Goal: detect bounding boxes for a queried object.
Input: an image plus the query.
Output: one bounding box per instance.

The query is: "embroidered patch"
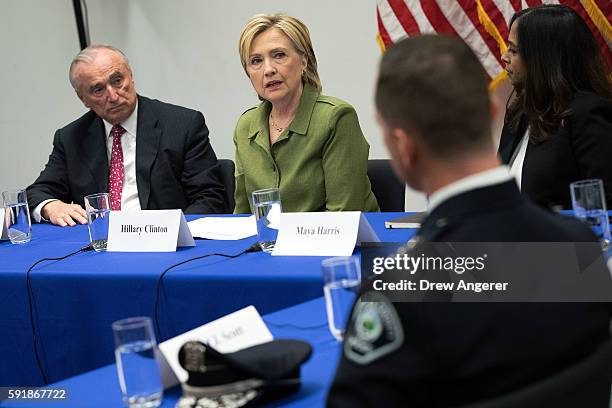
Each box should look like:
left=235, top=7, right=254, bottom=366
left=344, top=292, right=404, bottom=365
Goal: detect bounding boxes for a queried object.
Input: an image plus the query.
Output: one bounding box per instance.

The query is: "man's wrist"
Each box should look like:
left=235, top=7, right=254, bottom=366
left=35, top=199, right=59, bottom=223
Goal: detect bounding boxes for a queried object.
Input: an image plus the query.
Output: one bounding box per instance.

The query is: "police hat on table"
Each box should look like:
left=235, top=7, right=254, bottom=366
left=176, top=339, right=312, bottom=408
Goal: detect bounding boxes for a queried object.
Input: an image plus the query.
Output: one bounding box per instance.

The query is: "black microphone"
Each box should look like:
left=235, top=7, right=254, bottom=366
left=245, top=242, right=262, bottom=253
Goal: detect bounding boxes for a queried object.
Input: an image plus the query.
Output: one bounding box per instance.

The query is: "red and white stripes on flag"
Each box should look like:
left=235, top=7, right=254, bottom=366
left=376, top=0, right=612, bottom=87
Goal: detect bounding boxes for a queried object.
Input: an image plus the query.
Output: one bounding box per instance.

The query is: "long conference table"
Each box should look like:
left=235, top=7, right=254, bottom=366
left=2, top=297, right=339, bottom=408
left=0, top=213, right=414, bottom=388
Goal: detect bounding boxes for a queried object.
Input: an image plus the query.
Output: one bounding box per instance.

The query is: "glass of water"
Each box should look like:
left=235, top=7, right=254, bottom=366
left=570, top=179, right=611, bottom=251
left=84, top=193, right=110, bottom=252
left=252, top=187, right=282, bottom=253
left=322, top=256, right=361, bottom=341
left=2, top=189, right=31, bottom=244
left=112, top=316, right=163, bottom=408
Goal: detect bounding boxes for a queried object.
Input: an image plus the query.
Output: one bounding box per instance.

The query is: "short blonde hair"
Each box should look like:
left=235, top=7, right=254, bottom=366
left=239, top=13, right=321, bottom=92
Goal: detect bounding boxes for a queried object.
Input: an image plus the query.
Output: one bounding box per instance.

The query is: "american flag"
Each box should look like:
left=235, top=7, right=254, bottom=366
left=376, top=0, right=612, bottom=87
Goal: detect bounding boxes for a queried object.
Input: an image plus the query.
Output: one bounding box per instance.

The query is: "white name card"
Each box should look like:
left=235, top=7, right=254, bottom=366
left=0, top=209, right=8, bottom=240
left=272, top=211, right=380, bottom=256
left=158, top=305, right=273, bottom=388
left=107, top=209, right=195, bottom=252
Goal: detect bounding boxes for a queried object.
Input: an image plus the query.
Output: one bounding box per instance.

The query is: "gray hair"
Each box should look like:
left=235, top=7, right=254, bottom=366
left=69, top=45, right=130, bottom=90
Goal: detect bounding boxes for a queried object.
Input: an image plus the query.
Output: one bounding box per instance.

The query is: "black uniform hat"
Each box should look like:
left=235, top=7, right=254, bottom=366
left=176, top=339, right=312, bottom=408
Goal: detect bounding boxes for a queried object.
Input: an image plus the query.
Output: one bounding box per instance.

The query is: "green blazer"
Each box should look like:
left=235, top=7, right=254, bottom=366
left=233, top=84, right=379, bottom=214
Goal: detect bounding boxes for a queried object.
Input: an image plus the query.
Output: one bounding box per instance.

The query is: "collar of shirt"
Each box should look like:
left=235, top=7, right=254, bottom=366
left=427, top=166, right=513, bottom=213
left=102, top=101, right=138, bottom=139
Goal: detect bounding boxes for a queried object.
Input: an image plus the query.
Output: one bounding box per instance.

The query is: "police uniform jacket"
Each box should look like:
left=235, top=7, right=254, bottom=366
left=328, top=179, right=612, bottom=407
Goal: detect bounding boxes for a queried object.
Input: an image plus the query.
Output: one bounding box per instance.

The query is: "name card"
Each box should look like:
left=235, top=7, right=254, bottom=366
left=107, top=209, right=195, bottom=252
left=158, top=305, right=273, bottom=388
left=272, top=211, right=380, bottom=256
left=0, top=209, right=8, bottom=240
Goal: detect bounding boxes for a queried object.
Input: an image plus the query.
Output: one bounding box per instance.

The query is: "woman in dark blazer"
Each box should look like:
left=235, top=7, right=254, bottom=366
left=499, top=5, right=612, bottom=210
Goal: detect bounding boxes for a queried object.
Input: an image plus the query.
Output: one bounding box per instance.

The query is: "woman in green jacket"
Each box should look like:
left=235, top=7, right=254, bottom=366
left=234, top=13, right=379, bottom=214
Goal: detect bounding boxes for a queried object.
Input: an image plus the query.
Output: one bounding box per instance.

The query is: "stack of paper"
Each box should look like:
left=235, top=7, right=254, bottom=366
left=187, top=216, right=257, bottom=240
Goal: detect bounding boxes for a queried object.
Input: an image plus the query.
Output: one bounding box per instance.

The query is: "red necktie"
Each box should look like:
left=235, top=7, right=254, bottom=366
left=109, top=125, right=126, bottom=211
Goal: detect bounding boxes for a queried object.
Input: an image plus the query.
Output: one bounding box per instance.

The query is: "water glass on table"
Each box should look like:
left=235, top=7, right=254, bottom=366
left=2, top=189, right=31, bottom=244
left=112, top=316, right=163, bottom=408
left=570, top=179, right=611, bottom=251
left=84, top=192, right=110, bottom=252
left=252, top=187, right=282, bottom=253
left=322, top=256, right=361, bottom=341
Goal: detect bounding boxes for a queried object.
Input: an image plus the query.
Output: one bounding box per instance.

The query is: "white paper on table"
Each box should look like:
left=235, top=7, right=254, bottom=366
left=0, top=209, right=8, bottom=240
left=272, top=211, right=380, bottom=256
left=187, top=216, right=257, bottom=240
left=158, top=305, right=273, bottom=388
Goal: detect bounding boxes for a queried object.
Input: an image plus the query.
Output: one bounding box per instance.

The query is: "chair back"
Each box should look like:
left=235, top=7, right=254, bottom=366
left=367, top=159, right=405, bottom=212
left=217, top=159, right=235, bottom=213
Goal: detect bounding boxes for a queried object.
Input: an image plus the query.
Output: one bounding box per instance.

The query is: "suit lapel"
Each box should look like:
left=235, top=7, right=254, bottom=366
left=135, top=97, right=162, bottom=210
left=499, top=117, right=527, bottom=164
left=78, top=117, right=108, bottom=193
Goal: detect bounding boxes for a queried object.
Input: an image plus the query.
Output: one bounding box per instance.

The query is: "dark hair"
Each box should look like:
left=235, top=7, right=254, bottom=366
left=505, top=5, right=612, bottom=143
left=376, top=35, right=491, bottom=159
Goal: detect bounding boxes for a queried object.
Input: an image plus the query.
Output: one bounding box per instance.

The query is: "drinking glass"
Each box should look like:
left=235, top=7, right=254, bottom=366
left=112, top=317, right=163, bottom=408
left=322, top=256, right=361, bottom=341
left=570, top=179, right=611, bottom=251
left=84, top=193, right=110, bottom=252
left=252, top=188, right=282, bottom=253
left=2, top=189, right=31, bottom=244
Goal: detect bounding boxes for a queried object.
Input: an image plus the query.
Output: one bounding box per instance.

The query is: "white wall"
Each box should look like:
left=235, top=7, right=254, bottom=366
left=0, top=1, right=389, bottom=185
left=0, top=1, right=86, bottom=192
left=84, top=0, right=386, bottom=160
left=2, top=1, right=508, bottom=210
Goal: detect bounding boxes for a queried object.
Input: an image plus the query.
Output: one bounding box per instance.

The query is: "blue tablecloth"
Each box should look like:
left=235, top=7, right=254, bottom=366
left=1, top=297, right=338, bottom=408
left=0, top=213, right=415, bottom=387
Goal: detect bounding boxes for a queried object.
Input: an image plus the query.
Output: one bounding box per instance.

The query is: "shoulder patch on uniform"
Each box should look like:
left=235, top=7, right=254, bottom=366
left=343, top=292, right=404, bottom=365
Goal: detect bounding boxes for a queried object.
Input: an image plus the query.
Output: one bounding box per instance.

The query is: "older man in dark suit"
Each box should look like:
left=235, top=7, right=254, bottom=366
left=327, top=35, right=612, bottom=407
left=27, top=45, right=227, bottom=226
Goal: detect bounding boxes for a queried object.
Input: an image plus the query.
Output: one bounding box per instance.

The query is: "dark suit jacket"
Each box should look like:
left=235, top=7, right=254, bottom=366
left=27, top=95, right=227, bottom=214
left=498, top=92, right=612, bottom=210
left=328, top=181, right=612, bottom=407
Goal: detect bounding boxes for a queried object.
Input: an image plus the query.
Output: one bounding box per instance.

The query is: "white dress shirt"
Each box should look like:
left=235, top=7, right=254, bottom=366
left=427, top=166, right=514, bottom=213
left=33, top=104, right=141, bottom=222
left=508, top=129, right=530, bottom=191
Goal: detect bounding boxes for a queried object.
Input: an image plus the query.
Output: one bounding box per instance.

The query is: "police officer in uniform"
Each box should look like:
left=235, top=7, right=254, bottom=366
left=327, top=35, right=612, bottom=407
